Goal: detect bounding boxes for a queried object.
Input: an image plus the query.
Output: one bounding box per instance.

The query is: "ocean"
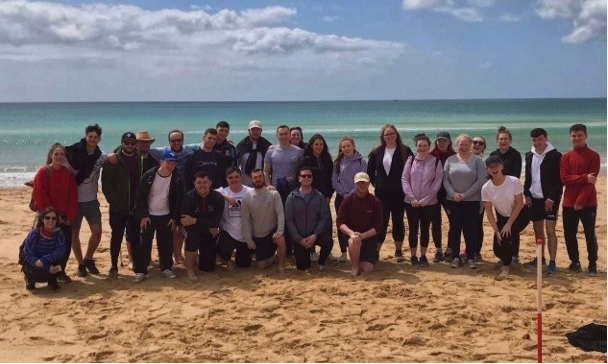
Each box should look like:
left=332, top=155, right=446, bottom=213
left=0, top=98, right=606, bottom=186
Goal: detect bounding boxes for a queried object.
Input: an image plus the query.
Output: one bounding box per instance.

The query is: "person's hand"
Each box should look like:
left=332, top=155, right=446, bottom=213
left=544, top=199, right=554, bottom=212
left=272, top=232, right=283, bottom=240
left=307, top=234, right=317, bottom=247
left=180, top=215, right=196, bottom=227
left=225, top=196, right=237, bottom=206
left=453, top=193, right=464, bottom=202
left=349, top=233, right=362, bottom=245
left=140, top=217, right=151, bottom=230
left=209, top=227, right=219, bottom=237
left=525, top=196, right=532, bottom=207
left=574, top=204, right=583, bottom=211
left=587, top=173, right=597, bottom=184
left=168, top=219, right=176, bottom=231
left=411, top=200, right=420, bottom=208
left=35, top=260, right=43, bottom=268
left=300, top=237, right=309, bottom=247
left=494, top=231, right=502, bottom=245
left=500, top=223, right=512, bottom=239
left=107, top=153, right=119, bottom=164
left=267, top=185, right=276, bottom=191
left=49, top=265, right=61, bottom=274
left=247, top=241, right=257, bottom=250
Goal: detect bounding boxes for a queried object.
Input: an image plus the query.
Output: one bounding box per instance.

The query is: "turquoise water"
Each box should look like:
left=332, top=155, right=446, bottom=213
left=0, top=98, right=605, bottom=186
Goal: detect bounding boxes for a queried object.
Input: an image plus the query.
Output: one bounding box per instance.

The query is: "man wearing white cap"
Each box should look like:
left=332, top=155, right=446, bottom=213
left=336, top=172, right=384, bottom=276
left=235, top=120, right=272, bottom=187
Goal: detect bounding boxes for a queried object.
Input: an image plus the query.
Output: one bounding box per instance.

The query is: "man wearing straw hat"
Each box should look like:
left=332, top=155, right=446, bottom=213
left=136, top=130, right=159, bottom=174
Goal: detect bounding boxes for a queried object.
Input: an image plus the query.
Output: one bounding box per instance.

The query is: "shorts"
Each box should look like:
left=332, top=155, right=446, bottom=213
left=72, top=200, right=102, bottom=229
left=360, top=237, right=379, bottom=265
left=252, top=230, right=277, bottom=262
left=184, top=228, right=217, bottom=252
left=528, top=197, right=559, bottom=222
left=216, top=230, right=253, bottom=268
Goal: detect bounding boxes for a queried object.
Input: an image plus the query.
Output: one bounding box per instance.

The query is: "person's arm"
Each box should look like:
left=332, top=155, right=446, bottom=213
left=314, top=192, right=331, bottom=236
left=547, top=152, right=563, bottom=202
left=274, top=192, right=285, bottom=234
left=263, top=160, right=273, bottom=187
left=401, top=157, right=416, bottom=201
left=284, top=194, right=303, bottom=244
left=336, top=195, right=349, bottom=233
left=560, top=154, right=590, bottom=186
left=420, top=158, right=444, bottom=206
left=33, top=167, right=52, bottom=212
left=574, top=152, right=601, bottom=207
left=368, top=198, right=384, bottom=239
left=331, top=167, right=347, bottom=196
left=135, top=174, right=150, bottom=221
left=500, top=192, right=524, bottom=238
left=210, top=193, right=225, bottom=228
left=22, top=232, right=41, bottom=267
left=483, top=201, right=501, bottom=243
left=241, top=196, right=255, bottom=247
left=442, top=158, right=456, bottom=199
left=219, top=154, right=229, bottom=188
left=39, top=233, right=66, bottom=270
left=513, top=151, right=522, bottom=179
left=101, top=160, right=118, bottom=207
left=463, top=158, right=487, bottom=200
left=367, top=152, right=377, bottom=187
left=523, top=154, right=532, bottom=199
left=66, top=172, right=78, bottom=222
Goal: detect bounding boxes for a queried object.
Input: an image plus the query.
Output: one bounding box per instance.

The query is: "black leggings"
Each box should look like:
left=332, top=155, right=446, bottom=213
left=405, top=203, right=437, bottom=249
left=445, top=200, right=479, bottom=261
left=57, top=223, right=72, bottom=271
left=430, top=200, right=447, bottom=250
left=23, top=263, right=59, bottom=284
left=334, top=194, right=349, bottom=253
left=378, top=196, right=405, bottom=244
left=493, top=211, right=529, bottom=266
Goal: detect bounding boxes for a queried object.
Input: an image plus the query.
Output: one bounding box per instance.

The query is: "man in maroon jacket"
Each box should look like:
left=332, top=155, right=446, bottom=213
left=560, top=124, right=600, bottom=276
left=337, top=172, right=383, bottom=276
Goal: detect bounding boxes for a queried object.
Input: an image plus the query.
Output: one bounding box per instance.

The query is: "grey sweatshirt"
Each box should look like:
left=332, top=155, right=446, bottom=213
left=241, top=188, right=284, bottom=244
left=284, top=188, right=331, bottom=243
left=443, top=154, right=486, bottom=201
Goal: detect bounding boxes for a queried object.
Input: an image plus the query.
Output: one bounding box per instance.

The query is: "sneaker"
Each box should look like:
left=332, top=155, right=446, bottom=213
left=56, top=271, right=71, bottom=283
left=47, top=280, right=60, bottom=291
left=588, top=264, right=597, bottom=277
left=24, top=275, right=35, bottom=291
left=161, top=269, right=177, bottom=279
left=468, top=260, right=477, bottom=269
left=395, top=250, right=405, bottom=263
left=132, top=273, right=146, bottom=283
left=310, top=252, right=319, bottom=262
left=496, top=267, right=510, bottom=281
left=547, top=261, right=557, bottom=275
left=444, top=249, right=453, bottom=262
left=337, top=252, right=348, bottom=263
left=512, top=256, right=519, bottom=264
left=83, top=259, right=100, bottom=274
left=108, top=266, right=118, bottom=278
left=419, top=256, right=429, bottom=267
left=524, top=258, right=546, bottom=268
left=433, top=251, right=443, bottom=263
left=450, top=258, right=460, bottom=268
left=77, top=264, right=88, bottom=277
left=568, top=262, right=582, bottom=273
left=410, top=256, right=420, bottom=266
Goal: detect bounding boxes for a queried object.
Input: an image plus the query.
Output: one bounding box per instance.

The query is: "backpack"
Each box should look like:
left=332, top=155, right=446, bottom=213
left=18, top=229, right=40, bottom=266
left=28, top=166, right=51, bottom=212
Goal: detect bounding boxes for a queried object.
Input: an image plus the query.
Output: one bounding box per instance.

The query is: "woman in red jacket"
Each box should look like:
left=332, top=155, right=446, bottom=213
left=33, top=143, right=78, bottom=283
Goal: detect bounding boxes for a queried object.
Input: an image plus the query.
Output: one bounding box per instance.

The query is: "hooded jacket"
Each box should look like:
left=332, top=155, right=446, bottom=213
left=65, top=139, right=102, bottom=186
left=284, top=188, right=331, bottom=243
left=102, top=149, right=142, bottom=215
left=331, top=152, right=367, bottom=197
left=300, top=153, right=334, bottom=199
left=135, top=166, right=184, bottom=222
left=524, top=143, right=563, bottom=202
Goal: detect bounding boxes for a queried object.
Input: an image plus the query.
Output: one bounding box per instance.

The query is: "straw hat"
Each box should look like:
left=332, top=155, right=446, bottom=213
left=136, top=130, right=155, bottom=143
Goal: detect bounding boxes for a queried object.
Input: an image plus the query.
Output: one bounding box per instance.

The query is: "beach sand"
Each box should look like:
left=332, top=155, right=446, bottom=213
left=0, top=180, right=606, bottom=362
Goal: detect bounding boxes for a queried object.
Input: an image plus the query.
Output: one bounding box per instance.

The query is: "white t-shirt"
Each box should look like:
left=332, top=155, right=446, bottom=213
left=481, top=176, right=523, bottom=217
left=148, top=172, right=172, bottom=216
left=65, top=153, right=108, bottom=203
left=217, top=185, right=253, bottom=242
left=383, top=147, right=396, bottom=175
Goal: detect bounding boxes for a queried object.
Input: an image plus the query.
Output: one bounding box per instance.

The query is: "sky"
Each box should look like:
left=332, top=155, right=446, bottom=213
left=0, top=0, right=606, bottom=102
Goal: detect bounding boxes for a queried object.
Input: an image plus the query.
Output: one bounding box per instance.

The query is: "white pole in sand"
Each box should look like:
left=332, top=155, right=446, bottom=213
left=536, top=238, right=543, bottom=363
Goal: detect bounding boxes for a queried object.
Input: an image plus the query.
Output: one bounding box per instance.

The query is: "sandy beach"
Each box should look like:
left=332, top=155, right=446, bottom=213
left=0, top=180, right=605, bottom=362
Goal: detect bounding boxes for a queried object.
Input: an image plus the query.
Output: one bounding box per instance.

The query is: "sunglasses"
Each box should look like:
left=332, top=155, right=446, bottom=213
left=170, top=139, right=183, bottom=143
left=299, top=174, right=313, bottom=178
left=123, top=141, right=136, bottom=146
left=473, top=141, right=485, bottom=146
left=43, top=216, right=58, bottom=221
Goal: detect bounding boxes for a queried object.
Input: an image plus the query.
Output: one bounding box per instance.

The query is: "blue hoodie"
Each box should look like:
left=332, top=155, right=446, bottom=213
left=331, top=152, right=368, bottom=197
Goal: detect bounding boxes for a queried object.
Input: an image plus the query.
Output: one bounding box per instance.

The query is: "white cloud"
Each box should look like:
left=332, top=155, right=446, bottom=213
left=535, top=0, right=607, bottom=43
left=190, top=4, right=212, bottom=11
left=402, top=0, right=483, bottom=22
left=321, top=16, right=338, bottom=23
left=499, top=14, right=521, bottom=22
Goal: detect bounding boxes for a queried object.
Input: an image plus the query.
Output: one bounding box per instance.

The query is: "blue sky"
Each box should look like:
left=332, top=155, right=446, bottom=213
left=0, top=0, right=605, bottom=101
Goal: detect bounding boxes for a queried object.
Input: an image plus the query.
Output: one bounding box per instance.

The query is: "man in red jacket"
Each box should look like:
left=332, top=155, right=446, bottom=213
left=560, top=124, right=600, bottom=276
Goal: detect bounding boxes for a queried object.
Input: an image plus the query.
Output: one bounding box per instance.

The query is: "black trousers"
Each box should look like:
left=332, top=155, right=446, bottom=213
left=430, top=200, right=447, bottom=251
left=563, top=207, right=598, bottom=264
left=184, top=227, right=218, bottom=272
left=135, top=215, right=173, bottom=274
left=378, top=195, right=405, bottom=245
left=405, top=203, right=437, bottom=249
left=293, top=231, right=333, bottom=270
left=445, top=200, right=479, bottom=261
left=334, top=194, right=349, bottom=253
left=109, top=211, right=139, bottom=268
left=493, top=211, right=529, bottom=266
left=216, top=230, right=253, bottom=268
left=57, top=223, right=72, bottom=271
left=476, top=210, right=484, bottom=255
left=23, top=263, right=59, bottom=283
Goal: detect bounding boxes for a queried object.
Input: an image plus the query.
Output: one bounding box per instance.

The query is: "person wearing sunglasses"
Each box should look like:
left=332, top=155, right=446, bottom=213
left=21, top=207, right=66, bottom=291
left=471, top=136, right=487, bottom=157
left=102, top=132, right=142, bottom=278
left=285, top=166, right=333, bottom=271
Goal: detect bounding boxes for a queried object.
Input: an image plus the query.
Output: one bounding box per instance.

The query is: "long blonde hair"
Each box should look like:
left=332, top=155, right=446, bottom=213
left=334, top=136, right=357, bottom=174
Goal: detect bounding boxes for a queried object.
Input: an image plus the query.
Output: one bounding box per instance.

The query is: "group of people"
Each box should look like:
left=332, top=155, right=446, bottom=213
left=21, top=120, right=600, bottom=290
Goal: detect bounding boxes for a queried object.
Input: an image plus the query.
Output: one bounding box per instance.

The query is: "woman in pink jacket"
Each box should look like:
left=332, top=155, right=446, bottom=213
left=401, top=134, right=444, bottom=267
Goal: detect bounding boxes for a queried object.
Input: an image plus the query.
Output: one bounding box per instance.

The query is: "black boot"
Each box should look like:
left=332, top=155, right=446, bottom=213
left=47, top=278, right=60, bottom=291
left=24, top=275, right=36, bottom=291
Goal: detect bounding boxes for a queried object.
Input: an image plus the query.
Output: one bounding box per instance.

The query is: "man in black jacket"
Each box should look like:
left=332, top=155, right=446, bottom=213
left=214, top=121, right=238, bottom=168
left=180, top=171, right=225, bottom=280
left=185, top=128, right=228, bottom=190
left=236, top=120, right=272, bottom=186
left=133, top=150, right=184, bottom=282
left=523, top=128, right=563, bottom=274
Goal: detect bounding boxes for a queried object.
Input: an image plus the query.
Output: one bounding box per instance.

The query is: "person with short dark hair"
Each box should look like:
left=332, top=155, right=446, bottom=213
left=180, top=171, right=225, bottom=279
left=185, top=128, right=229, bottom=190
left=214, top=121, right=238, bottom=168
left=337, top=172, right=383, bottom=276
left=236, top=120, right=272, bottom=187
left=523, top=128, right=563, bottom=274
left=285, top=166, right=333, bottom=271
left=560, top=123, right=600, bottom=276
left=21, top=207, right=65, bottom=291
left=264, top=125, right=304, bottom=200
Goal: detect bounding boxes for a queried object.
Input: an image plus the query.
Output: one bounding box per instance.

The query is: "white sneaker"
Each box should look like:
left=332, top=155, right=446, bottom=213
left=338, top=252, right=348, bottom=263
left=310, top=252, right=320, bottom=262
left=468, top=260, right=477, bottom=269
left=451, top=258, right=460, bottom=268
left=132, top=273, right=146, bottom=283
left=318, top=265, right=325, bottom=271
left=161, top=269, right=177, bottom=279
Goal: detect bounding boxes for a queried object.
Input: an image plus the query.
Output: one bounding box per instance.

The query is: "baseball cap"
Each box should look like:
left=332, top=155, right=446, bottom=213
left=136, top=130, right=155, bottom=142
left=248, top=120, right=262, bottom=129
left=121, top=132, right=136, bottom=142
left=354, top=172, right=370, bottom=183
left=436, top=132, right=451, bottom=141
left=161, top=149, right=178, bottom=162
left=485, top=155, right=503, bottom=167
